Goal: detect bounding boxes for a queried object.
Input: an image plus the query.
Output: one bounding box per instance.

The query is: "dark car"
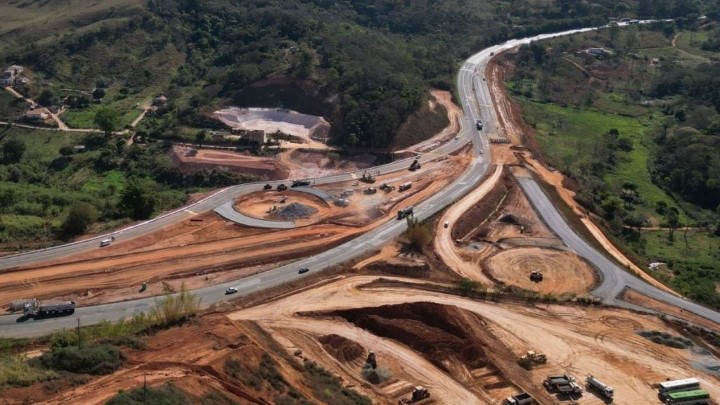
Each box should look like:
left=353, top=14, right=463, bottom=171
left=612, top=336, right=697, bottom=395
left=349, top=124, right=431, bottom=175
left=225, top=287, right=238, bottom=295
left=263, top=183, right=272, bottom=190
left=298, top=267, right=310, bottom=274
left=277, top=184, right=288, bottom=191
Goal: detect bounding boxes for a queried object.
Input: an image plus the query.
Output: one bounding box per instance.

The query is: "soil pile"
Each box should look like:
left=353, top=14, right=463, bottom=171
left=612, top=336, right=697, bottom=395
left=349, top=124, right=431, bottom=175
left=277, top=203, right=318, bottom=219
left=329, top=302, right=488, bottom=372
left=318, top=334, right=364, bottom=363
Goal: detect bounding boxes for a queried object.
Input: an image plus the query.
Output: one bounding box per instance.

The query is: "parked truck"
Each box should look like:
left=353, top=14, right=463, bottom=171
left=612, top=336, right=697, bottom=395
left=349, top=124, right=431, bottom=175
left=22, top=300, right=75, bottom=319
left=409, top=158, right=421, bottom=171
left=397, top=206, right=414, bottom=220
left=399, top=182, right=412, bottom=192
left=503, top=392, right=532, bottom=405
left=291, top=179, right=311, bottom=187
left=586, top=375, right=614, bottom=399
left=544, top=375, right=582, bottom=395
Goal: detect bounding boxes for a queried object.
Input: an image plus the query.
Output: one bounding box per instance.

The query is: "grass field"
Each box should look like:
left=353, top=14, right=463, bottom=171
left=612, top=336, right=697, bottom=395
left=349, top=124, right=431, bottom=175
left=517, top=100, right=685, bottom=222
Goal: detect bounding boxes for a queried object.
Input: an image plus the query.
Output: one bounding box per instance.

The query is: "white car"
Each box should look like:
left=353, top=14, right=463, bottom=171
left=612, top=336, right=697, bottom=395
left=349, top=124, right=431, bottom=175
left=225, top=287, right=238, bottom=295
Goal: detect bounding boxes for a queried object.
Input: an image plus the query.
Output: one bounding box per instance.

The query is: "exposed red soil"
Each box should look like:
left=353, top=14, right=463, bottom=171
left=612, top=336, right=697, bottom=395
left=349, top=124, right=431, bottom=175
left=318, top=334, right=365, bottom=363
left=171, top=145, right=290, bottom=180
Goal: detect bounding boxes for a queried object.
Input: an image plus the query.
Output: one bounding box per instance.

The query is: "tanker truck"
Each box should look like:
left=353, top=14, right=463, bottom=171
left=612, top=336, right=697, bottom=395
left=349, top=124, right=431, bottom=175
left=586, top=375, right=614, bottom=399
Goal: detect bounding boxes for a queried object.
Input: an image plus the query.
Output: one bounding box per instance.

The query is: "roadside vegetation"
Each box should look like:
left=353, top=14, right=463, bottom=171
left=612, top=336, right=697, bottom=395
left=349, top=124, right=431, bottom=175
left=505, top=17, right=720, bottom=308
left=0, top=287, right=201, bottom=390
left=0, top=126, right=249, bottom=249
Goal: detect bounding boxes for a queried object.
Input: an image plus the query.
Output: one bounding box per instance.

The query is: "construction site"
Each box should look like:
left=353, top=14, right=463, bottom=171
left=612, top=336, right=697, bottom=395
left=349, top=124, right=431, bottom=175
left=1, top=57, right=719, bottom=404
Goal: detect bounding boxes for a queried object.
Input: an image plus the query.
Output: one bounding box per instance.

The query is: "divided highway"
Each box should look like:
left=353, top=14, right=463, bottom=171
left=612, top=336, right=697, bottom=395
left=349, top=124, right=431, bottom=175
left=2, top=21, right=717, bottom=337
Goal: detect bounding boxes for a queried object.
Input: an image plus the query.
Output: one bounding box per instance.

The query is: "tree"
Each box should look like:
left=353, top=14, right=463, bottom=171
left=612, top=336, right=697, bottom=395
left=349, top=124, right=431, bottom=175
left=92, top=88, right=106, bottom=100
left=195, top=130, right=207, bottom=149
left=38, top=89, right=56, bottom=107
left=94, top=108, right=119, bottom=136
left=120, top=177, right=157, bottom=220
left=61, top=202, right=98, bottom=237
left=2, top=139, right=26, bottom=163
left=665, top=208, right=680, bottom=241
left=59, top=146, right=75, bottom=157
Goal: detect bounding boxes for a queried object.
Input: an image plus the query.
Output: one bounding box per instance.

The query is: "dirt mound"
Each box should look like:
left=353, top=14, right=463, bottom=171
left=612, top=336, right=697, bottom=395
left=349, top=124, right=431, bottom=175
left=365, top=258, right=429, bottom=277
left=328, top=302, right=488, bottom=372
left=277, top=202, right=318, bottom=219
left=318, top=334, right=364, bottom=363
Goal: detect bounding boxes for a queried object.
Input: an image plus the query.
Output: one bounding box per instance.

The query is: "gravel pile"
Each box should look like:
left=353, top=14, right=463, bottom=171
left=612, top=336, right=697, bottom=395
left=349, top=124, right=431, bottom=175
left=278, top=202, right=318, bottom=219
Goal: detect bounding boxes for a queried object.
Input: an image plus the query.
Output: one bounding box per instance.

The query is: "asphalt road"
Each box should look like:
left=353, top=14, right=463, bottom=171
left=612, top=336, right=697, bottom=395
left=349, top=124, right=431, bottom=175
left=517, top=178, right=720, bottom=324
left=2, top=20, right=709, bottom=337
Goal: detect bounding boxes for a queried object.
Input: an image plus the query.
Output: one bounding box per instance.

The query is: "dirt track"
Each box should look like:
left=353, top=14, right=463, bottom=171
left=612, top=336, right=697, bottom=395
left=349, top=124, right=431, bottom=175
left=229, top=275, right=720, bottom=404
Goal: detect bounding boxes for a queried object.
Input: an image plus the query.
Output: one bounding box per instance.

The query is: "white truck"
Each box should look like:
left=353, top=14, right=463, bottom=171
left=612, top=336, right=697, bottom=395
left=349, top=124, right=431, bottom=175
left=586, top=375, right=614, bottom=399
left=504, top=392, right=532, bottom=405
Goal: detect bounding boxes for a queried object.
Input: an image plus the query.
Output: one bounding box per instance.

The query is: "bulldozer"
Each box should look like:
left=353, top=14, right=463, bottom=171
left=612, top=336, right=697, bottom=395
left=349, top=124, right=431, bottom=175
left=380, top=183, right=395, bottom=193
left=398, top=386, right=430, bottom=404
left=517, top=351, right=547, bottom=369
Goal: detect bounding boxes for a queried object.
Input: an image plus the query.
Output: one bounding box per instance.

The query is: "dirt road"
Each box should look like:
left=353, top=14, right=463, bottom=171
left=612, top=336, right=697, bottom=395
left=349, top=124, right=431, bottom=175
left=434, top=164, right=503, bottom=283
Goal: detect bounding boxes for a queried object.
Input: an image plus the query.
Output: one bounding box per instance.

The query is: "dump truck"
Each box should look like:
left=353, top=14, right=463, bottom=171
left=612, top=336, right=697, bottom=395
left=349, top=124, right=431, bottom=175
left=409, top=159, right=421, bottom=171
left=544, top=375, right=582, bottom=395
left=361, top=171, right=376, bottom=183
left=22, top=300, right=75, bottom=319
left=277, top=184, right=288, bottom=191
left=476, top=120, right=484, bottom=130
left=398, top=386, right=430, bottom=404
left=380, top=183, right=395, bottom=192
left=518, top=351, right=547, bottom=369
left=399, top=182, right=412, bottom=192
left=503, top=392, right=532, bottom=405
left=291, top=179, right=311, bottom=187
left=364, top=187, right=377, bottom=195
left=586, top=375, right=614, bottom=399
left=397, top=206, right=414, bottom=220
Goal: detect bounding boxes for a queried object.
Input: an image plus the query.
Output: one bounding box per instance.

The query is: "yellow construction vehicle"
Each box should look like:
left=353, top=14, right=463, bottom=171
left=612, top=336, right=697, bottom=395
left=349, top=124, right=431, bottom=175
left=518, top=350, right=547, bottom=369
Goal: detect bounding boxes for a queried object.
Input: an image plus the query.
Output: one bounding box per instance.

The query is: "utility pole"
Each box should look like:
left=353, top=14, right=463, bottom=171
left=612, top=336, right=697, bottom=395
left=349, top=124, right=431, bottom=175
left=76, top=318, right=82, bottom=347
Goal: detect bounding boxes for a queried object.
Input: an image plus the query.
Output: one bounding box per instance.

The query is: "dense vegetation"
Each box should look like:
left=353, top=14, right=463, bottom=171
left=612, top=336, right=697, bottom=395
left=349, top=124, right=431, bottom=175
left=506, top=16, right=720, bottom=308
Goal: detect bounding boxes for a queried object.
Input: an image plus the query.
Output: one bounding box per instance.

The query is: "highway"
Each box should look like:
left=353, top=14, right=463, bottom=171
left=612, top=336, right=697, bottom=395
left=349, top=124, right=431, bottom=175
left=2, top=21, right=718, bottom=337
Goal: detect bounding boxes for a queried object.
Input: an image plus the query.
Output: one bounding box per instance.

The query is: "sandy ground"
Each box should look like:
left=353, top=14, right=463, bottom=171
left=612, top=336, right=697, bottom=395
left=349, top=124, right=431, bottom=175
left=485, top=247, right=596, bottom=295
left=171, top=145, right=290, bottom=179
left=229, top=275, right=720, bottom=405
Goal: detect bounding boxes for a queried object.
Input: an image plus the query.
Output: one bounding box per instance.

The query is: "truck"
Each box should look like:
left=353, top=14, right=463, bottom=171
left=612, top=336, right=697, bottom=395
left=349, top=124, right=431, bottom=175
left=360, top=171, right=376, bottom=183
left=399, top=182, right=412, bottom=192
left=397, top=206, right=413, bottom=220
left=476, top=120, right=484, bottom=130
left=340, top=189, right=354, bottom=197
left=665, top=389, right=710, bottom=405
left=409, top=158, right=421, bottom=171
left=503, top=392, right=532, bottom=405
left=544, top=375, right=582, bottom=395
left=335, top=198, right=349, bottom=207
left=659, top=378, right=701, bottom=399
left=364, top=187, right=377, bottom=195
left=398, top=386, right=429, bottom=404
left=380, top=183, right=395, bottom=193
left=22, top=300, right=75, bottom=319
left=291, top=179, right=311, bottom=187
left=586, top=375, right=614, bottom=399
left=277, top=183, right=288, bottom=191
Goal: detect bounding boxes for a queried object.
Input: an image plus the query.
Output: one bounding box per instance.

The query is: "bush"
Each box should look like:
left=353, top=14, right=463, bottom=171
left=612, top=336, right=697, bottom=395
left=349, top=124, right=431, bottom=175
left=403, top=216, right=433, bottom=251
left=0, top=355, right=57, bottom=387
left=105, top=382, right=191, bottom=405
left=149, top=283, right=201, bottom=327
left=39, top=344, right=122, bottom=375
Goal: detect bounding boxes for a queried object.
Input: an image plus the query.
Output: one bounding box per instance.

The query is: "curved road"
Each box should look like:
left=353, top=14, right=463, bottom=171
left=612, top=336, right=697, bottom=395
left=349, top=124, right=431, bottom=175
left=2, top=21, right=717, bottom=337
